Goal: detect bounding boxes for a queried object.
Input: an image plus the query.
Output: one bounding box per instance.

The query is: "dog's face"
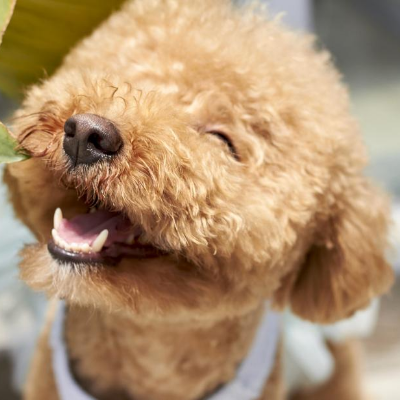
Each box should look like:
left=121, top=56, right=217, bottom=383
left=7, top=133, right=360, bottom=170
left=5, top=0, right=393, bottom=323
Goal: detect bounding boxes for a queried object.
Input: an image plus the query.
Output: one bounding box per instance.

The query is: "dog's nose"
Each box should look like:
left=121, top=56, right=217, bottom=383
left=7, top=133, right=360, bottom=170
left=63, top=113, right=123, bottom=166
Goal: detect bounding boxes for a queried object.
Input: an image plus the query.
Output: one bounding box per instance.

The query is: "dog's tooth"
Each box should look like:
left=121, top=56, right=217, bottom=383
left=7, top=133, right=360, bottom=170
left=60, top=238, right=70, bottom=251
left=81, top=244, right=90, bottom=253
left=90, top=208, right=96, bottom=214
left=76, top=244, right=84, bottom=253
left=54, top=208, right=63, bottom=230
left=92, top=230, right=109, bottom=252
left=53, top=230, right=64, bottom=248
left=126, top=234, right=135, bottom=245
left=70, top=243, right=80, bottom=252
left=52, top=229, right=72, bottom=252
left=52, top=229, right=59, bottom=244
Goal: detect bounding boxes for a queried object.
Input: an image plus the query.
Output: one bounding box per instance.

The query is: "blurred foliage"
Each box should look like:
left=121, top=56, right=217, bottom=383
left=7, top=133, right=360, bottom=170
left=0, top=0, right=125, bottom=99
left=0, top=0, right=16, bottom=44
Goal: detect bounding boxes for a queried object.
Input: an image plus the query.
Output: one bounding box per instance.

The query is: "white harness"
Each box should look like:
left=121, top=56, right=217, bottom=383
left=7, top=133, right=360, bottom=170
left=50, top=301, right=280, bottom=400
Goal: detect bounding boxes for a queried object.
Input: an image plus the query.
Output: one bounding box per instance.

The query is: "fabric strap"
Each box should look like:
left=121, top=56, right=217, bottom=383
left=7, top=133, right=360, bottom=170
left=50, top=301, right=94, bottom=400
left=50, top=301, right=280, bottom=400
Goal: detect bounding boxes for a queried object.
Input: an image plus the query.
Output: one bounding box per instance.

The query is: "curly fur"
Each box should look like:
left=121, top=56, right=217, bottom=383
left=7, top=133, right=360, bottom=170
left=4, top=0, right=393, bottom=399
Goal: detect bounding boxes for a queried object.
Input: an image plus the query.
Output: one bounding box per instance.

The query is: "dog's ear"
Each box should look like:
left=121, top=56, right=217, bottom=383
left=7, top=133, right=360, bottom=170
left=275, top=177, right=394, bottom=324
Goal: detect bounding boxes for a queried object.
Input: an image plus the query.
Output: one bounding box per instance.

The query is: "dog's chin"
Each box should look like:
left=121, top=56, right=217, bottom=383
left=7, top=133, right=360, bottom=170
left=19, top=242, right=262, bottom=322
left=19, top=243, right=177, bottom=315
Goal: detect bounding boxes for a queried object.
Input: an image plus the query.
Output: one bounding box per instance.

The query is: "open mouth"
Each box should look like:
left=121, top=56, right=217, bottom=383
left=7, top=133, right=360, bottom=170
left=48, top=207, right=165, bottom=265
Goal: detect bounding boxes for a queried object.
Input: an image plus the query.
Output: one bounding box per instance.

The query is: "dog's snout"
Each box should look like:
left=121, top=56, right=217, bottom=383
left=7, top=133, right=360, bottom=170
left=63, top=113, right=123, bottom=166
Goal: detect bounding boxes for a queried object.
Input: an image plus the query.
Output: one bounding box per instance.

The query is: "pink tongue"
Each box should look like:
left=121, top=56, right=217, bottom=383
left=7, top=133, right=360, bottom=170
left=58, top=211, right=133, bottom=246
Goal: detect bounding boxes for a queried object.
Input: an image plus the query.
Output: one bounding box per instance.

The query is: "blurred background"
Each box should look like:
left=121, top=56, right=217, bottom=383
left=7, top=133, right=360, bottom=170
left=312, top=2, right=400, bottom=398
left=0, top=0, right=399, bottom=399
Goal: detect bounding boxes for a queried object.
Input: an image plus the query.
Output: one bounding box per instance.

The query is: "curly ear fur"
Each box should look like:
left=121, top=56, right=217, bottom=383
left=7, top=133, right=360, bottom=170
left=282, top=178, right=394, bottom=324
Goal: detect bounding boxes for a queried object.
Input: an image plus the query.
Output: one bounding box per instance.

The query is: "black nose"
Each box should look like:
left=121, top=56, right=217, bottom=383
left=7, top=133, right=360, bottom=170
left=63, top=114, right=123, bottom=166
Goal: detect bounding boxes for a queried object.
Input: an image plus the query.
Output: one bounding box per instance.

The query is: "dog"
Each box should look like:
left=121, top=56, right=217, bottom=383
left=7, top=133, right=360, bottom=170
left=4, top=0, right=393, bottom=399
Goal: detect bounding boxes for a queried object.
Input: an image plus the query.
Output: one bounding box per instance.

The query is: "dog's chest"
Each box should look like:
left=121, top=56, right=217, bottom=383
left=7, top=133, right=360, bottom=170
left=62, top=305, right=268, bottom=400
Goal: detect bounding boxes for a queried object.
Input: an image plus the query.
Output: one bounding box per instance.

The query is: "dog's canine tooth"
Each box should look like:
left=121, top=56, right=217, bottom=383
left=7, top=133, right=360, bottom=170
left=52, top=229, right=59, bottom=244
left=90, top=208, right=96, bottom=214
left=54, top=208, right=63, bottom=230
left=92, top=229, right=109, bottom=252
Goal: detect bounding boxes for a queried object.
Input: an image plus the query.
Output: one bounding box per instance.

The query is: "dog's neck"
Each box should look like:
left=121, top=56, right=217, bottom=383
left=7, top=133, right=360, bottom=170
left=65, top=304, right=266, bottom=400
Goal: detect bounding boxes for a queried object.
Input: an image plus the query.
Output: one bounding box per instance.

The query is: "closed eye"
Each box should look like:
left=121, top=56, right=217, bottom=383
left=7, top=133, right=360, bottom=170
left=205, top=130, right=239, bottom=161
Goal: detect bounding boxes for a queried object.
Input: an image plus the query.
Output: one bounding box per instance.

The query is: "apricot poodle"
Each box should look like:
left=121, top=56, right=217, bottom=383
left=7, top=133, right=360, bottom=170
left=4, top=0, right=393, bottom=399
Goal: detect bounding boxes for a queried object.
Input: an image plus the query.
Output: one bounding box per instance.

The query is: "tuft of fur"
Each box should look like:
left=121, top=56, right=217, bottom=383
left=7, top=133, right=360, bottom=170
left=4, top=0, right=393, bottom=399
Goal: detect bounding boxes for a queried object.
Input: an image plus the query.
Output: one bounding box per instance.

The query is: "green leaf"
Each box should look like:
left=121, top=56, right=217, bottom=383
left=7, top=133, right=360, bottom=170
left=0, top=121, right=29, bottom=163
left=0, top=0, right=126, bottom=99
left=0, top=0, right=16, bottom=45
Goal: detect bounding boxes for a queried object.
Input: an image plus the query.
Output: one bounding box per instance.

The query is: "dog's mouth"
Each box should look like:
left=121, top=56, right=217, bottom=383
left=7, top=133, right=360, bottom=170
left=48, top=207, right=165, bottom=265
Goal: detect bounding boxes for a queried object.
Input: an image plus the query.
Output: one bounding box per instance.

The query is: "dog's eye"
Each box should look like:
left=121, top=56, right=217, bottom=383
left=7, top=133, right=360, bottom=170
left=205, top=130, right=239, bottom=160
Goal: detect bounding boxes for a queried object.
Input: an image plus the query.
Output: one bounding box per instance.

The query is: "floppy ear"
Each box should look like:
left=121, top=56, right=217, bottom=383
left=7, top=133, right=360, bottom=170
left=277, top=177, right=394, bottom=324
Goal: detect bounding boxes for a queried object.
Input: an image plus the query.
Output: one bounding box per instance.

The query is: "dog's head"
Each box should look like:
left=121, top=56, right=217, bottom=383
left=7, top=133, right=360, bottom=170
left=5, top=0, right=393, bottom=323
